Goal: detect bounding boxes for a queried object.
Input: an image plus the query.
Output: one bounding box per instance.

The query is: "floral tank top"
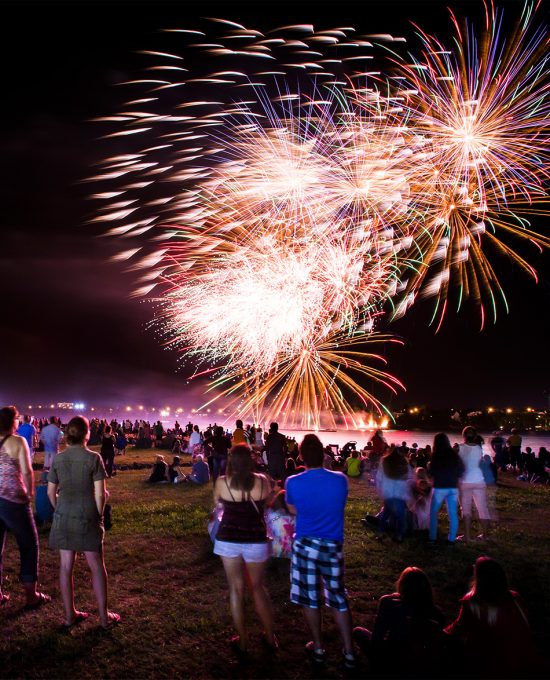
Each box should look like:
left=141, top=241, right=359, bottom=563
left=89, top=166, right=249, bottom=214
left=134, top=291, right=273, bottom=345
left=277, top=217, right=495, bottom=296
left=0, top=435, right=29, bottom=503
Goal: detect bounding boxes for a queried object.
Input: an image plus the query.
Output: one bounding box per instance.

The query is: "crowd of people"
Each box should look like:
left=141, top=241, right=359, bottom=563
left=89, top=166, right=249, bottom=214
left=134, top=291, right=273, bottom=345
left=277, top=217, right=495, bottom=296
left=0, top=405, right=548, bottom=676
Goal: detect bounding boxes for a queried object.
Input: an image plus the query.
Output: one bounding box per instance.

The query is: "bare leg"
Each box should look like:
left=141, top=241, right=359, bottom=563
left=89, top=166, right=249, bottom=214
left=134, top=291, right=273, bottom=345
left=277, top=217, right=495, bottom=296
left=84, top=550, right=108, bottom=626
left=464, top=516, right=472, bottom=542
left=220, top=556, right=247, bottom=650
left=332, top=608, right=354, bottom=655
left=59, top=550, right=77, bottom=623
left=245, top=561, right=275, bottom=645
left=302, top=606, right=323, bottom=650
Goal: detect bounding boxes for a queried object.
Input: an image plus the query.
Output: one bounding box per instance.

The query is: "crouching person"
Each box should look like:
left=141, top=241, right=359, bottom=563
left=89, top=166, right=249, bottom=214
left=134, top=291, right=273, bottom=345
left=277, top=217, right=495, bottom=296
left=285, top=434, right=356, bottom=671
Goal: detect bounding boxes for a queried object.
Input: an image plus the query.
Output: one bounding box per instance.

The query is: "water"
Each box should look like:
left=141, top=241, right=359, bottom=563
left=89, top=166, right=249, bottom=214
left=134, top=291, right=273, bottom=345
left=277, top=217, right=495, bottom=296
left=281, top=428, right=550, bottom=452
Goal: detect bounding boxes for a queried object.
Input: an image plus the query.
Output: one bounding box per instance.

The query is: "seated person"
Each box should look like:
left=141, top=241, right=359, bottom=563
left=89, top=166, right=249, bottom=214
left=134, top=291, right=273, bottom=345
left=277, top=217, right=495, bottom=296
left=183, top=454, right=210, bottom=485
left=409, top=467, right=432, bottom=531
left=147, top=454, right=169, bottom=483
left=445, top=556, right=539, bottom=678
left=354, top=567, right=446, bottom=675
left=344, top=450, right=362, bottom=477
left=265, top=489, right=295, bottom=559
left=168, top=456, right=185, bottom=483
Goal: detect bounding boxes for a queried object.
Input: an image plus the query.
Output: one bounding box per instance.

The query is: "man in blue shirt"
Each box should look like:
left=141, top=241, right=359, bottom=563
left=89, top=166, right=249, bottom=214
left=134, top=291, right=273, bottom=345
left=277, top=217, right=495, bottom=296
left=285, top=434, right=356, bottom=670
left=17, top=415, right=36, bottom=460
left=40, top=416, right=63, bottom=469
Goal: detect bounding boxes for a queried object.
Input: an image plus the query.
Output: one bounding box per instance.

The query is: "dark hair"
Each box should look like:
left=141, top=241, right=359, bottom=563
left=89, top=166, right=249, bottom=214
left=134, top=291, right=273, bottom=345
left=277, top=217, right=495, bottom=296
left=382, top=446, right=409, bottom=479
left=227, top=444, right=255, bottom=491
left=397, top=567, right=434, bottom=613
left=66, top=416, right=89, bottom=445
left=235, top=420, right=243, bottom=429
left=462, top=426, right=477, bottom=444
left=0, top=406, right=18, bottom=434
left=49, top=415, right=57, bottom=424
left=471, top=557, right=512, bottom=605
left=270, top=422, right=279, bottom=432
left=300, top=434, right=324, bottom=468
left=215, top=425, right=224, bottom=437
left=105, top=425, right=112, bottom=435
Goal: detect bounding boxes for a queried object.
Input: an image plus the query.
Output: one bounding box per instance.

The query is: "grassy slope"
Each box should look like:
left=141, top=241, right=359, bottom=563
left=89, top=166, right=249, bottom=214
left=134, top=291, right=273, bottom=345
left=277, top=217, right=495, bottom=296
left=1, top=448, right=549, bottom=679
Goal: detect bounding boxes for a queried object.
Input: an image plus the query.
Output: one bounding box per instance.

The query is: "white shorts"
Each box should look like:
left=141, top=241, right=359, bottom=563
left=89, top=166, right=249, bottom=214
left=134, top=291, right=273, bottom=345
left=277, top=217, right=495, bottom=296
left=214, top=539, right=271, bottom=563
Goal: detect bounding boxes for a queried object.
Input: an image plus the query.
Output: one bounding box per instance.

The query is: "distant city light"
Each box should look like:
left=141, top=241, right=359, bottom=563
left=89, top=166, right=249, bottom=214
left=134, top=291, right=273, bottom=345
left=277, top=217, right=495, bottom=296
left=74, top=403, right=85, bottom=410
left=488, top=407, right=494, bottom=413
left=160, top=409, right=169, bottom=417
left=126, top=406, right=132, bottom=412
left=506, top=408, right=513, bottom=413
left=138, top=405, right=144, bottom=411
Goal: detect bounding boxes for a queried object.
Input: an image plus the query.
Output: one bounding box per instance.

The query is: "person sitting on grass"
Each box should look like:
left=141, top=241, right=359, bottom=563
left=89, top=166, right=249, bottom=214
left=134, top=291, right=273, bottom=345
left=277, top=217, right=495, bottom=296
left=445, top=556, right=539, bottom=678
left=168, top=456, right=185, bottom=483
left=353, top=567, right=446, bottom=677
left=409, top=467, right=432, bottom=533
left=146, top=455, right=169, bottom=483
left=183, top=454, right=210, bottom=485
left=375, top=445, right=413, bottom=543
left=344, top=450, right=362, bottom=478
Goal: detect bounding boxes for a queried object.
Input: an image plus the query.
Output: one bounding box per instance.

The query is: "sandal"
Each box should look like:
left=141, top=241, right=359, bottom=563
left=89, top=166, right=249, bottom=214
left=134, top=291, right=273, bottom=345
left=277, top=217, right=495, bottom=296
left=24, top=592, right=51, bottom=610
left=62, top=611, right=90, bottom=630
left=230, top=635, right=249, bottom=661
left=101, top=611, right=121, bottom=630
left=0, top=593, right=10, bottom=605
left=261, top=632, right=280, bottom=652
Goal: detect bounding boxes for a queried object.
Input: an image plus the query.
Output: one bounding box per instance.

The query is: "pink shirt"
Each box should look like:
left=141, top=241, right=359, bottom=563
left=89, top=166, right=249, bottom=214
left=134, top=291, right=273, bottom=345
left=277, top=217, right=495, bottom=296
left=0, top=436, right=29, bottom=504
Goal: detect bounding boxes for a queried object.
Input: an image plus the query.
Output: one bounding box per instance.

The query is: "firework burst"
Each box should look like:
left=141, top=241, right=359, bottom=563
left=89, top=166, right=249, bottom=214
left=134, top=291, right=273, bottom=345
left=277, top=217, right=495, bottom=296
left=90, top=2, right=549, bottom=426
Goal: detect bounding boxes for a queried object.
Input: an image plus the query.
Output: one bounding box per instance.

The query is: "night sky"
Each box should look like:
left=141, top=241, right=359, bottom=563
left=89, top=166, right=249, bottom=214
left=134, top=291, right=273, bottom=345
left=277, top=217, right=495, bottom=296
left=1, top=0, right=548, bottom=411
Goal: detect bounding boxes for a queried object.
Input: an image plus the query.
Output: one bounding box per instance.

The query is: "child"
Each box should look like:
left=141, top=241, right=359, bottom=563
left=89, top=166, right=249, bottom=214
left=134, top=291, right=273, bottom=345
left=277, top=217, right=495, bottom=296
left=264, top=490, right=295, bottom=559
left=409, top=467, right=432, bottom=532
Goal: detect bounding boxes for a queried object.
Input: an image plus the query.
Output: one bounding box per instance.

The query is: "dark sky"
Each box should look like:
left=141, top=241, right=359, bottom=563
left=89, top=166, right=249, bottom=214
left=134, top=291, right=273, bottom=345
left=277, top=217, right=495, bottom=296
left=1, top=0, right=548, bottom=411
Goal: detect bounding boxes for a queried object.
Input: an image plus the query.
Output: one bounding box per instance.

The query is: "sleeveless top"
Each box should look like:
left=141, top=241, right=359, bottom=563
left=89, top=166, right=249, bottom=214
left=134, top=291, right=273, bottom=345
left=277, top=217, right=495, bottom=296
left=0, top=435, right=29, bottom=504
left=216, top=477, right=267, bottom=544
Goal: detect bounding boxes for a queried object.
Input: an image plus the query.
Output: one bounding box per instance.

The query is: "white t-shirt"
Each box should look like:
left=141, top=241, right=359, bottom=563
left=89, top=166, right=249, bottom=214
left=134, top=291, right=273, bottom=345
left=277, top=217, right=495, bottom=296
left=459, top=443, right=485, bottom=484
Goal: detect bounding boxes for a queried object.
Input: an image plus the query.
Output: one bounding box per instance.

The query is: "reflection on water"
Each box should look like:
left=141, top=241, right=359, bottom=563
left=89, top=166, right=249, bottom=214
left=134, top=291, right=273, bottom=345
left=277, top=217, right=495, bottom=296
left=283, top=429, right=550, bottom=451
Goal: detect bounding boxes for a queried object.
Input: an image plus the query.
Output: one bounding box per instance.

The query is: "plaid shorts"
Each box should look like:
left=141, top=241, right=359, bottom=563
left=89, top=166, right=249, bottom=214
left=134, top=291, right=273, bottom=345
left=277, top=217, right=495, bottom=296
left=290, top=536, right=349, bottom=612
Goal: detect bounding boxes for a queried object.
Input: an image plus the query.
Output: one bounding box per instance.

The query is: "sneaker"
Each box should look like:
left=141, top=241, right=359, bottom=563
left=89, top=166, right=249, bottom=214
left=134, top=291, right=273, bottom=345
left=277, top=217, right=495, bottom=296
left=305, top=641, right=326, bottom=665
left=342, top=650, right=357, bottom=671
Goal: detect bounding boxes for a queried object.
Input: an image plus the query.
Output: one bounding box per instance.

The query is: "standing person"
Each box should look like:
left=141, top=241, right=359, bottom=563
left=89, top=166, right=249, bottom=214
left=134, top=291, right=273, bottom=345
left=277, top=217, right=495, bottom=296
left=458, top=427, right=490, bottom=542
left=231, top=420, right=249, bottom=447
left=375, top=445, right=413, bottom=543
left=490, top=432, right=508, bottom=472
left=47, top=416, right=120, bottom=629
left=204, top=426, right=231, bottom=482
left=154, top=421, right=164, bottom=449
left=188, top=424, right=203, bottom=455
left=17, top=415, right=36, bottom=460
left=265, top=422, right=287, bottom=482
left=285, top=434, right=356, bottom=671
left=428, top=433, right=465, bottom=545
left=507, top=428, right=522, bottom=471
left=213, top=445, right=277, bottom=657
left=0, top=406, right=51, bottom=608
left=40, top=416, right=63, bottom=469
left=369, top=429, right=387, bottom=469
left=100, top=425, right=116, bottom=478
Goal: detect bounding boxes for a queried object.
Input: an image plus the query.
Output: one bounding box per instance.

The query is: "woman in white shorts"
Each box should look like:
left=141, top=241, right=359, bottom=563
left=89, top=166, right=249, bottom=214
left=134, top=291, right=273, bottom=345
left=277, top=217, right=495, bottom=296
left=458, top=427, right=490, bottom=541
left=213, top=445, right=277, bottom=655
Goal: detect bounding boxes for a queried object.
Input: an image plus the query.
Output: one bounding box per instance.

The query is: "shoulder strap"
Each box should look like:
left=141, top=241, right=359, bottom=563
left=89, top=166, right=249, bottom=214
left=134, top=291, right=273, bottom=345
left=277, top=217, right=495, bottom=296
left=224, top=477, right=237, bottom=502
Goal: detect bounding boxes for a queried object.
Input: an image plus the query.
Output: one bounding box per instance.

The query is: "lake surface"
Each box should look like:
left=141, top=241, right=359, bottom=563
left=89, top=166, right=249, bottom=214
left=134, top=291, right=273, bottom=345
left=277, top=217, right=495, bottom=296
left=281, top=428, right=550, bottom=451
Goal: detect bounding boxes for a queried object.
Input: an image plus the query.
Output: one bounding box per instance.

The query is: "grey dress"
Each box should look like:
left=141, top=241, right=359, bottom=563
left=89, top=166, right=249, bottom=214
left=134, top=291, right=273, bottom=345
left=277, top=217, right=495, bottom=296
left=48, top=445, right=107, bottom=552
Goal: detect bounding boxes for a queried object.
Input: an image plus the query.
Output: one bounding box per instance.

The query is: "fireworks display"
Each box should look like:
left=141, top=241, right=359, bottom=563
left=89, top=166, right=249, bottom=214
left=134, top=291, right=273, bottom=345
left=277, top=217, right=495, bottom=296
left=90, top=2, right=549, bottom=427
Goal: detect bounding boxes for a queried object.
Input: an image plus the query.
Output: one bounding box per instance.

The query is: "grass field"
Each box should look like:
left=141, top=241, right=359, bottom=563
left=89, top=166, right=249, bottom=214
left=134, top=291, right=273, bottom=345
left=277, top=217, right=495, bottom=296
left=1, top=447, right=549, bottom=679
